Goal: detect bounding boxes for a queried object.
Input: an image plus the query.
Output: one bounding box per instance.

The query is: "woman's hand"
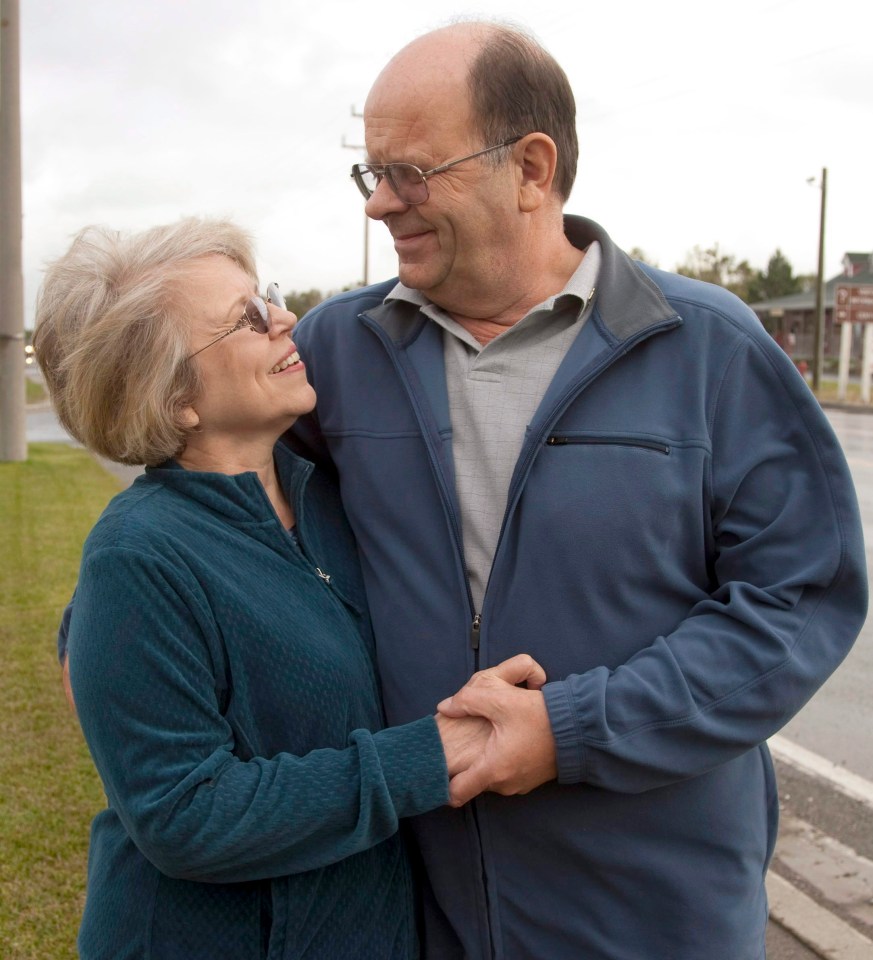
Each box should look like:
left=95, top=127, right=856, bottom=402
left=62, top=653, right=76, bottom=714
left=437, top=654, right=556, bottom=807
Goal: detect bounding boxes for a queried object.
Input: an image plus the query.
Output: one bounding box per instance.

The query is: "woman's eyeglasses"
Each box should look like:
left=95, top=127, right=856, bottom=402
left=187, top=282, right=283, bottom=359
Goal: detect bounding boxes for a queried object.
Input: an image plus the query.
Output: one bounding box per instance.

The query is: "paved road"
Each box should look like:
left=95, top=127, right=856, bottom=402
left=780, top=408, right=873, bottom=781
left=26, top=405, right=75, bottom=444
left=26, top=404, right=143, bottom=488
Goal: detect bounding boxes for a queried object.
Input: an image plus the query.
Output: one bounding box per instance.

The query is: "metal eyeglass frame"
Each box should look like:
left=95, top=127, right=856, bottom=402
left=350, top=136, right=522, bottom=204
left=187, top=282, right=284, bottom=360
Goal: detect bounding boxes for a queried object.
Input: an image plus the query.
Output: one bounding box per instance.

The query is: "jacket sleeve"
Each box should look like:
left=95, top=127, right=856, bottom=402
left=543, top=333, right=867, bottom=793
left=69, top=545, right=448, bottom=883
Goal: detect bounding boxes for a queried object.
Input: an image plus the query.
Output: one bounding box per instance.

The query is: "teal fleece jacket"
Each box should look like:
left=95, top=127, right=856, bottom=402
left=68, top=443, right=449, bottom=959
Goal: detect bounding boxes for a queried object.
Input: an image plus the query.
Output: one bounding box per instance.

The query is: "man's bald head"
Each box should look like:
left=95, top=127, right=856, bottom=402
left=367, top=21, right=578, bottom=202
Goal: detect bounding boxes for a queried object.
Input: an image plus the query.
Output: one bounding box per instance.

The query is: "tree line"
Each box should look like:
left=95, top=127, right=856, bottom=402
left=284, top=246, right=809, bottom=316
left=630, top=245, right=811, bottom=304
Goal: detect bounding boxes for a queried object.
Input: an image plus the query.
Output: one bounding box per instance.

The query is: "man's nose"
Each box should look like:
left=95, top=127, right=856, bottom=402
left=365, top=176, right=410, bottom=220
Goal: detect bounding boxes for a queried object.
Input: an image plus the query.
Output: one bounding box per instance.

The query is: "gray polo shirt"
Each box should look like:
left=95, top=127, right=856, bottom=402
left=387, top=242, right=601, bottom=612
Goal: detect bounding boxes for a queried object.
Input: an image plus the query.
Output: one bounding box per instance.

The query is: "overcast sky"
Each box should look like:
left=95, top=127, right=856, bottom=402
left=16, top=0, right=873, bottom=326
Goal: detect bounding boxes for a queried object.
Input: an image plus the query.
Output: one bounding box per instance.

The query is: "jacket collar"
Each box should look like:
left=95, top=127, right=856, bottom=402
left=563, top=217, right=679, bottom=342
left=142, top=441, right=312, bottom=527
left=362, top=216, right=678, bottom=344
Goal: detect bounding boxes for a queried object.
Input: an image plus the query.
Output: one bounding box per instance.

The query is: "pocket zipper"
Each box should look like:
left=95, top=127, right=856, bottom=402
left=546, top=435, right=671, bottom=455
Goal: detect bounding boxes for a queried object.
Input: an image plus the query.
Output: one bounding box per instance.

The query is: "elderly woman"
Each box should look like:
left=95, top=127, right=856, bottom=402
left=34, top=218, right=542, bottom=960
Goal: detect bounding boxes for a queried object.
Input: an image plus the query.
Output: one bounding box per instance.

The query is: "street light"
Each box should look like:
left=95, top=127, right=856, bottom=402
left=807, top=168, right=828, bottom=392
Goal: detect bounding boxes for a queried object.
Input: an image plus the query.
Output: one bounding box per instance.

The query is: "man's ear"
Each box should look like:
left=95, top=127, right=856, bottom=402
left=516, top=134, right=558, bottom=212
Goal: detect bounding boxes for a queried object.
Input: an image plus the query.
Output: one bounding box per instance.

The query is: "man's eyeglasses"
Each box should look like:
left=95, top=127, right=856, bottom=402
left=350, top=136, right=522, bottom=205
left=187, top=282, right=284, bottom=359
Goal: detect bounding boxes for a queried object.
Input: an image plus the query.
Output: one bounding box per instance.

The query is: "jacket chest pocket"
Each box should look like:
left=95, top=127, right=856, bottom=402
left=531, top=431, right=708, bottom=563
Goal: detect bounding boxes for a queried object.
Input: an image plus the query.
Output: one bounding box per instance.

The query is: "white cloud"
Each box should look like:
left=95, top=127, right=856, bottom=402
left=14, top=0, right=873, bottom=326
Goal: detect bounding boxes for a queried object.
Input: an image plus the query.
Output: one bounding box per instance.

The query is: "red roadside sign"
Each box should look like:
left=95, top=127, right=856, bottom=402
left=835, top=284, right=873, bottom=323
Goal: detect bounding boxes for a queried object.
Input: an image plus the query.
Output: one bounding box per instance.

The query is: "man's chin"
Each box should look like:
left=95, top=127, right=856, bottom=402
left=398, top=257, right=446, bottom=293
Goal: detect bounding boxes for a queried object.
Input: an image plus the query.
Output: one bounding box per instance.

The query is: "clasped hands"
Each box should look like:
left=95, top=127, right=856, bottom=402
left=434, top=654, right=557, bottom=808
left=64, top=648, right=557, bottom=807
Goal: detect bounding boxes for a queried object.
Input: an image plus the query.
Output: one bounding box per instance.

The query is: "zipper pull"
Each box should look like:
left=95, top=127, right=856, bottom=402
left=315, top=568, right=331, bottom=584
left=470, top=614, right=481, bottom=650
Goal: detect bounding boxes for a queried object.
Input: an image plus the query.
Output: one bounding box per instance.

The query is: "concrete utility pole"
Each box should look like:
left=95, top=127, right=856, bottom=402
left=811, top=167, right=828, bottom=393
left=0, top=0, right=27, bottom=461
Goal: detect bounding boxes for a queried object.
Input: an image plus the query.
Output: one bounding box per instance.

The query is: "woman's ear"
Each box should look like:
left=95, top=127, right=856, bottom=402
left=178, top=405, right=200, bottom=430
left=516, top=133, right=558, bottom=213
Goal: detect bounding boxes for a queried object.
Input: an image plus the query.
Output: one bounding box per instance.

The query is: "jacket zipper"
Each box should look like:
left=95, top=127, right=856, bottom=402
left=361, top=312, right=495, bottom=955
left=546, top=435, right=671, bottom=455
left=470, top=613, right=482, bottom=652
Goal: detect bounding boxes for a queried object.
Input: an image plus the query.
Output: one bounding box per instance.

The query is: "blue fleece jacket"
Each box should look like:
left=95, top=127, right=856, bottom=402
left=68, top=443, right=449, bottom=959
left=288, top=216, right=867, bottom=960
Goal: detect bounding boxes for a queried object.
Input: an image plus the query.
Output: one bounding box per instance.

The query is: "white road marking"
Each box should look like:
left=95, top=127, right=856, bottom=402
left=769, top=734, right=873, bottom=810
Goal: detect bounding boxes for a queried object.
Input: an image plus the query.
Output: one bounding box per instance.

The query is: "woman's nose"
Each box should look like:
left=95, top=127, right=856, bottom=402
left=268, top=303, right=297, bottom=336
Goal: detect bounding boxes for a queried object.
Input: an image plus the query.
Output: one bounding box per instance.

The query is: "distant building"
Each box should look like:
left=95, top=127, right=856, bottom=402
left=750, top=251, right=873, bottom=365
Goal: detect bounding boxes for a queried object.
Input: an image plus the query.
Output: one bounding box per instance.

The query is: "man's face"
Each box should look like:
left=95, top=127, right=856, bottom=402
left=362, top=63, right=520, bottom=314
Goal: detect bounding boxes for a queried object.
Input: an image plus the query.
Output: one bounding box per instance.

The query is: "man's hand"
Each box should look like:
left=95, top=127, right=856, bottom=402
left=437, top=654, right=557, bottom=807
left=435, top=653, right=545, bottom=783
left=435, top=712, right=492, bottom=778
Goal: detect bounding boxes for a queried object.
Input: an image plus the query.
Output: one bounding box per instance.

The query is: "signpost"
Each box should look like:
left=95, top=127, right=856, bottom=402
left=835, top=285, right=873, bottom=403
left=835, top=285, right=873, bottom=325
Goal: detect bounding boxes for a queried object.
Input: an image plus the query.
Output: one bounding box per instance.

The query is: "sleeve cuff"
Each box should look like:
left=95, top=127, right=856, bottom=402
left=373, top=714, right=450, bottom=817
left=543, top=680, right=587, bottom=784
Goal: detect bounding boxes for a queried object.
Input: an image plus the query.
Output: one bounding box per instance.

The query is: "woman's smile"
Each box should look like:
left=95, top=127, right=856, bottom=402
left=269, top=345, right=304, bottom=375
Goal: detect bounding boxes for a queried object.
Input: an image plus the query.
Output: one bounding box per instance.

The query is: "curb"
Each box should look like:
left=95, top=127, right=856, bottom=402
left=767, top=872, right=873, bottom=960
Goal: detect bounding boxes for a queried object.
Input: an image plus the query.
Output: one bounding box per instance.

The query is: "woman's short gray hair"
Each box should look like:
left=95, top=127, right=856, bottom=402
left=33, top=217, right=258, bottom=466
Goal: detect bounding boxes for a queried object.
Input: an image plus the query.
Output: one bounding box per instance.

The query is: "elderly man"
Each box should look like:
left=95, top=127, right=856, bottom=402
left=290, top=19, right=867, bottom=960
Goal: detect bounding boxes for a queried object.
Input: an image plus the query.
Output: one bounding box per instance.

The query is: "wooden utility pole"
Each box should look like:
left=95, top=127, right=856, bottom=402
left=0, top=0, right=27, bottom=461
left=811, top=167, right=828, bottom=393
left=343, top=105, right=370, bottom=287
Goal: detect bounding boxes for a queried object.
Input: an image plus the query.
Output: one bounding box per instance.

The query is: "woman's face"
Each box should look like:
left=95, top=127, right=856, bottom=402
left=183, top=255, right=316, bottom=442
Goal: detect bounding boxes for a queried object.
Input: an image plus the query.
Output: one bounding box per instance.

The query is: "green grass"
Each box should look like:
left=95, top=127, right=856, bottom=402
left=25, top=379, right=47, bottom=405
left=0, top=444, right=123, bottom=959
left=816, top=378, right=864, bottom=404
